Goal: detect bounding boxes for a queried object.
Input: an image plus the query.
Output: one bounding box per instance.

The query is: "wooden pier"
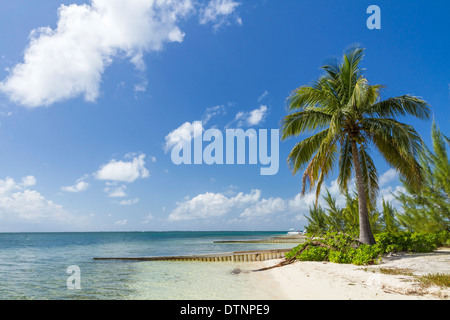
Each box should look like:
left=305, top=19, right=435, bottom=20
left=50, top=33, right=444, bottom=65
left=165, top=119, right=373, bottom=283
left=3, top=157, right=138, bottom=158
left=93, top=248, right=290, bottom=262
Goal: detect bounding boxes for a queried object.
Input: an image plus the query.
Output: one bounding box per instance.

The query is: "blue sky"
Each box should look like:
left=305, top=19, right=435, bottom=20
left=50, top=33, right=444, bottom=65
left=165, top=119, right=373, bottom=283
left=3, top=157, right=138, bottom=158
left=0, top=0, right=448, bottom=232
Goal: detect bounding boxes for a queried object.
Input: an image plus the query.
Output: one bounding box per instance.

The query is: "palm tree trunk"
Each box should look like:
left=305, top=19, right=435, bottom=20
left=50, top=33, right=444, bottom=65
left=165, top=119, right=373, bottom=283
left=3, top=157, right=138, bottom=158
left=351, top=140, right=376, bottom=245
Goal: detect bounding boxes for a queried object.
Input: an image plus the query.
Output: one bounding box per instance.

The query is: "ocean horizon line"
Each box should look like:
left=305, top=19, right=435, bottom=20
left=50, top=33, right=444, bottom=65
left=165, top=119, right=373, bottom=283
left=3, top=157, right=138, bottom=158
left=0, top=230, right=288, bottom=234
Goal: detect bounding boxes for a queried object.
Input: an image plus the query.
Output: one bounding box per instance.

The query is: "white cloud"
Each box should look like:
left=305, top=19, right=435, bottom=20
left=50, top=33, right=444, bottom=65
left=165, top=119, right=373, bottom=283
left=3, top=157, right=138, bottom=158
left=288, top=178, right=351, bottom=212
left=168, top=188, right=298, bottom=223
left=21, top=176, right=37, bottom=187
left=118, top=198, right=139, bottom=206
left=0, top=0, right=244, bottom=107
left=247, top=105, right=267, bottom=126
left=199, top=0, right=241, bottom=30
left=141, top=213, right=154, bottom=224
left=62, top=153, right=150, bottom=201
left=115, top=219, right=128, bottom=226
left=168, top=189, right=260, bottom=221
left=95, top=153, right=149, bottom=182
left=0, top=176, right=83, bottom=227
left=379, top=168, right=398, bottom=187
left=0, top=110, right=13, bottom=117
left=61, top=180, right=90, bottom=193
left=0, top=177, right=23, bottom=194
left=166, top=169, right=404, bottom=227
left=104, top=184, right=127, bottom=198
left=378, top=185, right=405, bottom=210
left=227, top=105, right=268, bottom=128
left=164, top=102, right=268, bottom=156
left=202, top=105, right=226, bottom=124
left=257, top=90, right=268, bottom=102
left=167, top=169, right=404, bottom=226
left=240, top=197, right=286, bottom=218
left=169, top=192, right=233, bottom=221
left=134, top=79, right=148, bottom=95
left=164, top=121, right=203, bottom=153
left=163, top=104, right=228, bottom=153
left=0, top=0, right=194, bottom=107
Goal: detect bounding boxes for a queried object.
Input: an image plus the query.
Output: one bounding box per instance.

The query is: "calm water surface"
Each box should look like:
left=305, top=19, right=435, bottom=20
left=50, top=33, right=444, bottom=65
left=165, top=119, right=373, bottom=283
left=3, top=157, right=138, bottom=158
left=0, top=232, right=293, bottom=299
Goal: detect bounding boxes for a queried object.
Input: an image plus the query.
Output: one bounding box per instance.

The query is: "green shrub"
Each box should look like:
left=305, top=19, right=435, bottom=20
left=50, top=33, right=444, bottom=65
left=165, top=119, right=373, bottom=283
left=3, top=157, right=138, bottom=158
left=285, top=231, right=448, bottom=266
left=409, top=232, right=438, bottom=252
left=322, top=232, right=358, bottom=250
left=328, top=249, right=354, bottom=264
left=375, top=232, right=406, bottom=253
left=285, top=243, right=306, bottom=260
left=350, top=244, right=383, bottom=265
left=297, top=246, right=329, bottom=261
left=437, top=231, right=450, bottom=246
left=375, top=231, right=448, bottom=253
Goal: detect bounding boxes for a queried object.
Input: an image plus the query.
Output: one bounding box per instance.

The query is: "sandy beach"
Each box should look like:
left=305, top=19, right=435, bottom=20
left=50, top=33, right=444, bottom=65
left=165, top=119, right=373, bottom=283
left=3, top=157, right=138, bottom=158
left=249, top=248, right=450, bottom=300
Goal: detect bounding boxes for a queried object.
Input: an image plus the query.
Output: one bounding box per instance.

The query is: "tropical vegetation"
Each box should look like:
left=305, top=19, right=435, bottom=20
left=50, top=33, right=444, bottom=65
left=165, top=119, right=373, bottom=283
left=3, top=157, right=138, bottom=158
left=396, top=122, right=450, bottom=233
left=301, top=120, right=449, bottom=237
left=285, top=121, right=450, bottom=266
left=281, top=45, right=431, bottom=244
left=285, top=231, right=449, bottom=266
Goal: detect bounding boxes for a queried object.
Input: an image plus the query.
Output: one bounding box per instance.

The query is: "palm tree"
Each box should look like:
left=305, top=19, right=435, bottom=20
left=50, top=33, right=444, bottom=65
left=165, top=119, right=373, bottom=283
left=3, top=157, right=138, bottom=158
left=281, top=46, right=430, bottom=244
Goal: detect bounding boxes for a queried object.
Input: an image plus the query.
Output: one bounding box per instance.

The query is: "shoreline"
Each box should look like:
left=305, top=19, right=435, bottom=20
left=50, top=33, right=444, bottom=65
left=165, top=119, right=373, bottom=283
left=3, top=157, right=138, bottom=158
left=247, top=248, right=450, bottom=300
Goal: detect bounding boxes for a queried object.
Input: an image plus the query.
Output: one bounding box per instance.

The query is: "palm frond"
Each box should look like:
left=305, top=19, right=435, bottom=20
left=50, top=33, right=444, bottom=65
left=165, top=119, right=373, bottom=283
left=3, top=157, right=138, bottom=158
left=363, top=95, right=430, bottom=120
left=306, top=134, right=339, bottom=203
left=361, top=84, right=383, bottom=108
left=287, top=129, right=330, bottom=175
left=368, top=126, right=423, bottom=189
left=349, top=76, right=368, bottom=109
left=299, top=132, right=339, bottom=198
left=339, top=46, right=365, bottom=102
left=361, top=117, right=423, bottom=159
left=287, top=80, right=340, bottom=112
left=281, top=109, right=331, bottom=140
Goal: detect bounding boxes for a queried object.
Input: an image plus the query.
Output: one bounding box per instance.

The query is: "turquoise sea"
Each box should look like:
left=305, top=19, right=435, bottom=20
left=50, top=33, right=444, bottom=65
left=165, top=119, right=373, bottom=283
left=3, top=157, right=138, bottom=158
left=0, top=231, right=294, bottom=300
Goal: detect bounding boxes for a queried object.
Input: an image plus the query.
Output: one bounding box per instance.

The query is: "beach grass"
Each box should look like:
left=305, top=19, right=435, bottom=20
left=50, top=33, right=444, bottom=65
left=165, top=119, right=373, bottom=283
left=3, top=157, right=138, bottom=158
left=365, top=267, right=450, bottom=290
left=417, top=273, right=450, bottom=288
left=378, top=267, right=415, bottom=276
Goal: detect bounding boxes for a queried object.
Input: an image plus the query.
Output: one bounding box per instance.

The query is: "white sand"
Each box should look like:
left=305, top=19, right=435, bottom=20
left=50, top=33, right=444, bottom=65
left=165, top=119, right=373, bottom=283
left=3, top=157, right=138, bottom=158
left=248, top=248, right=450, bottom=300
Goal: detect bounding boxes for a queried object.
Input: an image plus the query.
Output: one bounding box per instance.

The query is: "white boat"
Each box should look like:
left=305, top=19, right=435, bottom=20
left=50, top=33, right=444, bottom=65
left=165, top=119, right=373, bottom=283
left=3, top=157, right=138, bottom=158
left=287, top=229, right=301, bottom=235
